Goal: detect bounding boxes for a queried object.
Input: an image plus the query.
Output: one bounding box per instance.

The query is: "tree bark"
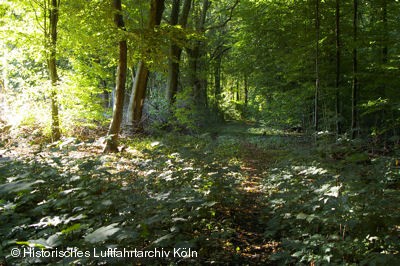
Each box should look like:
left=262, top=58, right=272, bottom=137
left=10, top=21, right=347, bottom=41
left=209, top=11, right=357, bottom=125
left=314, top=0, right=320, bottom=132
left=103, top=0, right=128, bottom=153
left=166, top=0, right=191, bottom=104
left=382, top=0, right=388, bottom=64
left=166, top=0, right=180, bottom=104
left=126, top=61, right=149, bottom=131
left=335, top=0, right=342, bottom=135
left=236, top=80, right=240, bottom=101
left=48, top=0, right=61, bottom=141
left=244, top=75, right=248, bottom=106
left=126, top=0, right=165, bottom=132
left=214, top=54, right=222, bottom=106
left=351, top=0, right=358, bottom=139
left=187, top=0, right=210, bottom=109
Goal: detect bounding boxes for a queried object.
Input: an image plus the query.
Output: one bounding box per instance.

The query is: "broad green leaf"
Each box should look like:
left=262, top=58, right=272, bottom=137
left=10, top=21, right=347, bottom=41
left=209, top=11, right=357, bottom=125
left=85, top=223, right=120, bottom=243
left=0, top=180, right=44, bottom=195
left=61, top=224, right=81, bottom=234
left=296, top=213, right=308, bottom=220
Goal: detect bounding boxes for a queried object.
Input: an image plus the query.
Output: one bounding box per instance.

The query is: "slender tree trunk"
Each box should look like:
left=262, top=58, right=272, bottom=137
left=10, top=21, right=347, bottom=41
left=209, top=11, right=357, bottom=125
left=103, top=0, right=128, bottom=153
left=381, top=0, right=389, bottom=139
left=126, top=0, right=165, bottom=132
left=314, top=0, right=320, bottom=132
left=48, top=0, right=61, bottom=141
left=244, top=75, right=248, bottom=106
left=335, top=0, right=342, bottom=135
left=351, top=0, right=358, bottom=139
left=166, top=0, right=192, bottom=104
left=166, top=46, right=181, bottom=104
left=199, top=0, right=209, bottom=108
left=236, top=80, right=239, bottom=101
left=382, top=0, right=388, bottom=64
left=126, top=61, right=149, bottom=131
left=214, top=54, right=222, bottom=107
left=166, top=0, right=180, bottom=104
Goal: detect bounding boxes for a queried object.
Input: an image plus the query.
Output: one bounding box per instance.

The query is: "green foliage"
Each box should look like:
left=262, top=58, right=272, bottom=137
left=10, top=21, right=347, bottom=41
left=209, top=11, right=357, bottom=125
left=1, top=122, right=399, bottom=264
left=261, top=139, right=400, bottom=265
left=0, top=132, right=245, bottom=265
left=1, top=0, right=400, bottom=263
left=171, top=87, right=202, bottom=133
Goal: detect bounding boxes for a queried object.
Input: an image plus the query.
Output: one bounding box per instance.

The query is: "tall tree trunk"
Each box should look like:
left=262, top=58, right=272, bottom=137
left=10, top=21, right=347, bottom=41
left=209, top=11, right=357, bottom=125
left=382, top=0, right=388, bottom=64
left=314, top=0, right=320, bottom=132
left=48, top=0, right=61, bottom=141
left=351, top=0, right=358, bottom=139
left=103, top=0, right=128, bottom=153
left=166, top=0, right=180, bottom=104
left=187, top=0, right=209, bottom=109
left=335, top=0, right=342, bottom=135
left=166, top=0, right=192, bottom=104
left=126, top=0, right=165, bottom=132
left=236, top=79, right=240, bottom=101
left=214, top=53, right=222, bottom=107
left=244, top=75, right=248, bottom=106
left=126, top=61, right=149, bottom=131
left=381, top=0, right=389, bottom=139
left=167, top=0, right=192, bottom=105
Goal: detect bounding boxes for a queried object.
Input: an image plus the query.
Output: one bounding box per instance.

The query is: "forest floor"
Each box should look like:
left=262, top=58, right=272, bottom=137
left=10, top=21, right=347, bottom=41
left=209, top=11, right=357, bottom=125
left=0, top=122, right=399, bottom=265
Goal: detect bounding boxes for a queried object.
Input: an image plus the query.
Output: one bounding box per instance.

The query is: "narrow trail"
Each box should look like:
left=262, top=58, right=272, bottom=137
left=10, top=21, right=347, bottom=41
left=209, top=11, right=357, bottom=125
left=230, top=141, right=280, bottom=264
left=213, top=122, right=285, bottom=264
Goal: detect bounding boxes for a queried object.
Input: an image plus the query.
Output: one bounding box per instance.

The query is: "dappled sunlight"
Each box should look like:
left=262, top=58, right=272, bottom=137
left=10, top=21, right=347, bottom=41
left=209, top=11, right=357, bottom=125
left=1, top=122, right=399, bottom=264
left=0, top=0, right=398, bottom=264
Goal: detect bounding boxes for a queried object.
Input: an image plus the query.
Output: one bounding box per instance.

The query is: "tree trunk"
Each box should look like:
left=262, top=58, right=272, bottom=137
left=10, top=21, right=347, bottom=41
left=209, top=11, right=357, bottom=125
left=382, top=0, right=388, bottom=64
left=166, top=0, right=191, bottom=104
left=236, top=80, right=240, bottom=101
left=166, top=0, right=180, bottom=104
left=351, top=0, right=358, bottom=139
left=335, top=0, right=342, bottom=135
left=314, top=0, right=320, bottom=132
left=188, top=45, right=208, bottom=109
left=126, top=61, right=150, bottom=131
left=126, top=0, right=165, bottom=132
left=380, top=0, right=389, bottom=139
left=103, top=0, right=128, bottom=153
left=48, top=0, right=61, bottom=141
left=187, top=0, right=209, bottom=109
left=214, top=54, right=222, bottom=107
left=244, top=75, right=248, bottom=106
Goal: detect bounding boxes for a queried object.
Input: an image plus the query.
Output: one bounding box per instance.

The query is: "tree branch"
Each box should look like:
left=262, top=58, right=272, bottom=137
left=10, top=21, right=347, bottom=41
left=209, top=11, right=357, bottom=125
left=28, top=0, right=46, bottom=32
left=205, top=0, right=239, bottom=31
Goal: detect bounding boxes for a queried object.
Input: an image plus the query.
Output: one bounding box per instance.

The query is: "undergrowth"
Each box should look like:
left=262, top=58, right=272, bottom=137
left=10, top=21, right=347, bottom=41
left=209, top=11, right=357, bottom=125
left=0, top=126, right=399, bottom=265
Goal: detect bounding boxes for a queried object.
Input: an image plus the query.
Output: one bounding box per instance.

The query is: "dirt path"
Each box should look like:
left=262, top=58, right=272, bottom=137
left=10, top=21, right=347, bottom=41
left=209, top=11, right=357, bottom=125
left=229, top=141, right=281, bottom=264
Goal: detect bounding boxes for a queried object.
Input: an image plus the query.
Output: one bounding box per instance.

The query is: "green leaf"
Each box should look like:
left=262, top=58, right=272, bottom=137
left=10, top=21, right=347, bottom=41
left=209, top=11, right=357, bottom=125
left=16, top=239, right=50, bottom=249
left=0, top=180, right=45, bottom=195
left=296, top=213, right=308, bottom=220
left=85, top=223, right=120, bottom=243
left=46, top=234, right=61, bottom=247
left=61, top=224, right=81, bottom=234
left=153, top=233, right=174, bottom=245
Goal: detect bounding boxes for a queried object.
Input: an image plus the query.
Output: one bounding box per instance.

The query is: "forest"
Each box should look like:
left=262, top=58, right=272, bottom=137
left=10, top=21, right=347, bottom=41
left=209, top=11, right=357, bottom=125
left=0, top=0, right=399, bottom=265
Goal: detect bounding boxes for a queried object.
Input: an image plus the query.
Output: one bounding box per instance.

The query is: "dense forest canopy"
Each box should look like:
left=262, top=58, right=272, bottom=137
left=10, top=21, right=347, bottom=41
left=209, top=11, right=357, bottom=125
left=1, top=0, right=398, bottom=141
left=0, top=0, right=399, bottom=265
